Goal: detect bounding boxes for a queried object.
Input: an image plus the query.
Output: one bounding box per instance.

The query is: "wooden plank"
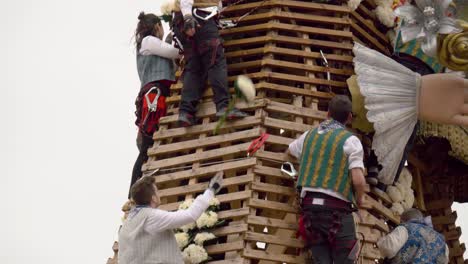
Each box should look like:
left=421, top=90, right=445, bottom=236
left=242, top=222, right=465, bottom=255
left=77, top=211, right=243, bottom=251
left=153, top=116, right=261, bottom=140
left=243, top=248, right=303, bottom=263
left=433, top=212, right=457, bottom=225
left=254, top=165, right=295, bottom=180
left=361, top=194, right=400, bottom=224
left=206, top=241, right=245, bottom=254
left=158, top=174, right=254, bottom=198
left=224, top=35, right=353, bottom=52
left=218, top=208, right=250, bottom=220
left=159, top=191, right=252, bottom=211
left=266, top=100, right=328, bottom=120
left=264, top=71, right=347, bottom=88
left=247, top=215, right=298, bottom=230
left=425, top=198, right=453, bottom=211
left=212, top=223, right=249, bottom=237
left=228, top=59, right=353, bottom=76
left=151, top=158, right=257, bottom=184
left=249, top=198, right=298, bottom=214
left=244, top=231, right=304, bottom=248
left=225, top=10, right=350, bottom=26
left=256, top=82, right=333, bottom=100
left=221, top=22, right=353, bottom=39
left=144, top=142, right=251, bottom=171
left=265, top=134, right=294, bottom=147
left=223, top=0, right=350, bottom=14
left=264, top=116, right=315, bottom=134
left=350, top=22, right=388, bottom=54
left=226, top=46, right=353, bottom=63
left=149, top=128, right=261, bottom=155
left=158, top=99, right=266, bottom=124
left=350, top=10, right=388, bottom=44
left=251, top=181, right=296, bottom=196
left=207, top=259, right=245, bottom=264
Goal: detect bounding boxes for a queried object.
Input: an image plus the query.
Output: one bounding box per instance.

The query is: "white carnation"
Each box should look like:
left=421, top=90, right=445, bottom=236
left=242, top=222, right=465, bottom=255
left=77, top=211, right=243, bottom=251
left=182, top=244, right=209, bottom=264
left=375, top=5, right=395, bottom=27
left=236, top=75, right=256, bottom=103
left=391, top=203, right=405, bottom=215
left=387, top=185, right=403, bottom=203
left=179, top=198, right=194, bottom=210
left=160, top=0, right=177, bottom=15
left=196, top=211, right=218, bottom=229
left=401, top=189, right=415, bottom=210
left=348, top=0, right=362, bottom=11
left=209, top=198, right=220, bottom=207
left=194, top=232, right=216, bottom=245
left=175, top=232, right=190, bottom=249
left=180, top=222, right=196, bottom=233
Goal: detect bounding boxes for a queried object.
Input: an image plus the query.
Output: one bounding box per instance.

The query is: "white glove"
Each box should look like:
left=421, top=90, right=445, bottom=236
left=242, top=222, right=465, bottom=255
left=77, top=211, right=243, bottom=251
left=209, top=171, right=224, bottom=194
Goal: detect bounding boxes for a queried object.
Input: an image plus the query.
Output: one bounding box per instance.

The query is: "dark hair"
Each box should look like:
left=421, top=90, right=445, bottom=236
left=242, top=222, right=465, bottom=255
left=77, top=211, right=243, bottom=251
left=130, top=176, right=156, bottom=205
left=135, top=12, right=162, bottom=50
left=328, top=95, right=352, bottom=123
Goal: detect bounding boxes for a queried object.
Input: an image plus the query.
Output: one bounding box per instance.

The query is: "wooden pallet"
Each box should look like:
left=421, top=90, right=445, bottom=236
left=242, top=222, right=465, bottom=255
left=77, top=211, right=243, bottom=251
left=107, top=1, right=466, bottom=263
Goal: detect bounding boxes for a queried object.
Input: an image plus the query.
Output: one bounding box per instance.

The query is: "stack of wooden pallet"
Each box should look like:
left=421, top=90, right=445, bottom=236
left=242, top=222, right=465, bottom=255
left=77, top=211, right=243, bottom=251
left=107, top=1, right=466, bottom=263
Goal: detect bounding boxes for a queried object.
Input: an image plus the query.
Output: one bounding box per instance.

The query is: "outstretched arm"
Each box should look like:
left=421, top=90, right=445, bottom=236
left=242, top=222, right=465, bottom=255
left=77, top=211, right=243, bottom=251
left=139, top=36, right=180, bottom=59
left=144, top=189, right=213, bottom=234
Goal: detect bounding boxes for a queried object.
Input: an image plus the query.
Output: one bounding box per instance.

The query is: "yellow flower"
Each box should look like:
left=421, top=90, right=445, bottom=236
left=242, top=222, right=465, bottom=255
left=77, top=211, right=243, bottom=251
left=437, top=21, right=468, bottom=71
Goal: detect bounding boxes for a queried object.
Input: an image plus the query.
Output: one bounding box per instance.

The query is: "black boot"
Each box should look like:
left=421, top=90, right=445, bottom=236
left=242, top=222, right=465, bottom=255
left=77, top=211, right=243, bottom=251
left=178, top=112, right=196, bottom=127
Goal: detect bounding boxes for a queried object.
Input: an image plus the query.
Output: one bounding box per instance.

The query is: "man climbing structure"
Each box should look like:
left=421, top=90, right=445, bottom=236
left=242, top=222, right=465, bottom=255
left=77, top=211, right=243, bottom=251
left=176, top=0, right=248, bottom=126
left=287, top=95, right=367, bottom=264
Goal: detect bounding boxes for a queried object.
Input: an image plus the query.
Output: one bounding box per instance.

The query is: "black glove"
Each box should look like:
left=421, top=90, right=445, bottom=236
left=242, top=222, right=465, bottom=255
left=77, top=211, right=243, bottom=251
left=183, top=15, right=199, bottom=33
left=208, top=171, right=223, bottom=194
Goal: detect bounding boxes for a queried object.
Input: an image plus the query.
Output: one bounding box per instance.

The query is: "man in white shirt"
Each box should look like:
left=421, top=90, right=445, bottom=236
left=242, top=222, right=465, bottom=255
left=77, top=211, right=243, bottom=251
left=174, top=0, right=248, bottom=127
left=287, top=95, right=366, bottom=264
left=377, top=208, right=449, bottom=264
left=118, top=172, right=223, bottom=264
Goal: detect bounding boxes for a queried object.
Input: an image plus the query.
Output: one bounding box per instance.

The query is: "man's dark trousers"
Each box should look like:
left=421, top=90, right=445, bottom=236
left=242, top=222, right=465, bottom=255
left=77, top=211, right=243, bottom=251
left=180, top=18, right=229, bottom=115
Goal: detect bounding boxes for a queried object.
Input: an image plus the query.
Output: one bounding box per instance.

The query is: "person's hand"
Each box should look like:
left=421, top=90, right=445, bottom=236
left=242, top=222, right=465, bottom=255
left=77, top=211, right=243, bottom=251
left=208, top=171, right=223, bottom=194
left=183, top=15, right=199, bottom=37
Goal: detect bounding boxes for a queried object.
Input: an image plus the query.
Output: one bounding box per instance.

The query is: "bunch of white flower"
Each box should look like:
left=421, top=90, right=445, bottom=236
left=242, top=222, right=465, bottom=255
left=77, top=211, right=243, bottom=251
left=182, top=244, right=209, bottom=264
left=209, top=198, right=220, bottom=207
left=347, top=0, right=362, bottom=11
left=194, top=232, right=216, bottom=245
left=196, top=211, right=218, bottom=229
left=175, top=232, right=190, bottom=249
left=180, top=222, right=197, bottom=233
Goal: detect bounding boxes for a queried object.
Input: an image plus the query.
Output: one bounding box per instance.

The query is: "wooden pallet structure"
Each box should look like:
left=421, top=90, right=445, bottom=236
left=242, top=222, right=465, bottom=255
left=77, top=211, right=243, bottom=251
left=107, top=0, right=467, bottom=263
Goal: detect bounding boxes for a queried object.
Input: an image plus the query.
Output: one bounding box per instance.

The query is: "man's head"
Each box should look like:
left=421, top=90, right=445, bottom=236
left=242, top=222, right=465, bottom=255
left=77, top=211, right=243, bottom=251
left=401, top=208, right=424, bottom=223
left=327, top=95, right=353, bottom=124
left=130, top=176, right=160, bottom=208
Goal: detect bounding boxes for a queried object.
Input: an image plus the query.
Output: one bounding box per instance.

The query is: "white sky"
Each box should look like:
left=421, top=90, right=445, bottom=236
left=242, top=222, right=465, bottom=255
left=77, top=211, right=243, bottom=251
left=1, top=0, right=466, bottom=263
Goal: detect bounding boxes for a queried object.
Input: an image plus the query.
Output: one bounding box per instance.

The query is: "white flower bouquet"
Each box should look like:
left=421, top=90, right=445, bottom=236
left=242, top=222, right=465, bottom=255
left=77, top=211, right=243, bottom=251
left=175, top=197, right=225, bottom=264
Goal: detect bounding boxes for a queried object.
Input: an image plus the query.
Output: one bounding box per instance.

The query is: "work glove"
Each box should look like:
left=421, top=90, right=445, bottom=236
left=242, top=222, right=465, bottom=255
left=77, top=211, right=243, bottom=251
left=183, top=15, right=199, bottom=36
left=208, top=171, right=223, bottom=194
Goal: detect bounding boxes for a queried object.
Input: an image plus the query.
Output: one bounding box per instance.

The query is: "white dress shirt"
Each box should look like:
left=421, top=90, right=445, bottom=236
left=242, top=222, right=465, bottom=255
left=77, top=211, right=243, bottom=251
left=288, top=127, right=365, bottom=201
left=139, top=36, right=180, bottom=60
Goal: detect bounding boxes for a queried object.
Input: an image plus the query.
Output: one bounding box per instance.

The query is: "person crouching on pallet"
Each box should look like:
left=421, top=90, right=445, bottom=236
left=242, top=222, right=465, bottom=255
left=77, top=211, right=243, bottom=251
left=286, top=95, right=367, bottom=263
left=377, top=208, right=449, bottom=264
left=174, top=0, right=248, bottom=126
left=130, top=12, right=181, bottom=196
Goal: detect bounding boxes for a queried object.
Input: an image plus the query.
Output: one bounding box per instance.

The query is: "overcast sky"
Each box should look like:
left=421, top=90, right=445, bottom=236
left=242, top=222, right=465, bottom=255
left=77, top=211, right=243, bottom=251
left=1, top=1, right=466, bottom=263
